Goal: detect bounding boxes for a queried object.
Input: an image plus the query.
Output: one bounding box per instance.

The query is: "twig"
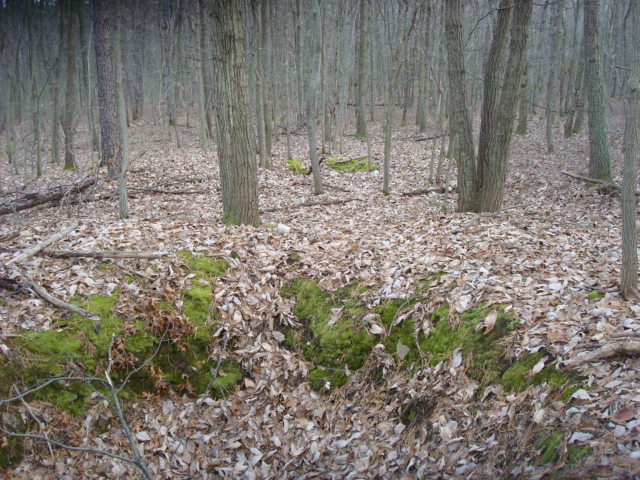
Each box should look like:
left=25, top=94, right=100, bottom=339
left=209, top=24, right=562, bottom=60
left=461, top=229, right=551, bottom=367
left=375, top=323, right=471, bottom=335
left=106, top=260, right=155, bottom=282
left=6, top=223, right=79, bottom=265
left=561, top=170, right=618, bottom=188
left=1, top=375, right=103, bottom=406
left=128, top=187, right=207, bottom=195
left=563, top=341, right=640, bottom=368
left=105, top=338, right=154, bottom=480
left=401, top=186, right=446, bottom=197
left=20, top=278, right=100, bottom=322
left=13, top=386, right=55, bottom=459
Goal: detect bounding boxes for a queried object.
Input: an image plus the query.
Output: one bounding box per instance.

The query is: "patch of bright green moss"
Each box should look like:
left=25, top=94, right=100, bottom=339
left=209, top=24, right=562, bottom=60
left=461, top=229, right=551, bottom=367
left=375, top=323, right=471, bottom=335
left=501, top=352, right=583, bottom=400
left=177, top=251, right=228, bottom=281
left=418, top=304, right=517, bottom=386
left=586, top=290, right=604, bottom=300
left=282, top=279, right=377, bottom=392
left=327, top=156, right=377, bottom=173
left=183, top=285, right=213, bottom=325
left=0, top=297, right=6, bottom=307
left=538, top=432, right=564, bottom=464
left=285, top=157, right=306, bottom=174
left=536, top=432, right=592, bottom=475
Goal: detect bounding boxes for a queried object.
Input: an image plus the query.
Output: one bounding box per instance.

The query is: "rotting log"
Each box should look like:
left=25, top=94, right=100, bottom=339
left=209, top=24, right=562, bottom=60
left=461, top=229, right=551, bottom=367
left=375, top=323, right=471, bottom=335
left=0, top=177, right=97, bottom=216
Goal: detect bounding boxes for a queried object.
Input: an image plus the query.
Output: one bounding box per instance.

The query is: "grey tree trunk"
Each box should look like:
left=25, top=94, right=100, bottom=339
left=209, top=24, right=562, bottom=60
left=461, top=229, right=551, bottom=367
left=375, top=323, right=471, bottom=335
left=306, top=0, right=324, bottom=195
left=621, top=0, right=639, bottom=295
left=545, top=0, right=564, bottom=153
left=94, top=0, right=121, bottom=179
left=354, top=0, right=367, bottom=140
left=584, top=0, right=611, bottom=180
left=445, top=0, right=476, bottom=212
left=253, top=1, right=268, bottom=168
left=211, top=0, right=260, bottom=226
left=114, top=7, right=130, bottom=219
left=62, top=0, right=78, bottom=170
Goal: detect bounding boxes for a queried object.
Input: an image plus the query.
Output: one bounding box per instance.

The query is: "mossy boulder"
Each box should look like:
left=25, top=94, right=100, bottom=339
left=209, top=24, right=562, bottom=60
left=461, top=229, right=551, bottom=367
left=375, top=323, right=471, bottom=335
left=327, top=156, right=376, bottom=173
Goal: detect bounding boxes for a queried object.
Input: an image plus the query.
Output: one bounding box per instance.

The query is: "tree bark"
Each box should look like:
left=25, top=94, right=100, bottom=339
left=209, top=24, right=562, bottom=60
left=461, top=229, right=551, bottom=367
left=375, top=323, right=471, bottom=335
left=306, top=0, right=324, bottom=195
left=62, top=0, right=78, bottom=170
left=445, top=0, right=477, bottom=212
left=621, top=0, right=639, bottom=295
left=94, top=0, right=121, bottom=179
left=584, top=0, right=611, bottom=180
left=211, top=0, right=260, bottom=226
left=354, top=0, right=367, bottom=140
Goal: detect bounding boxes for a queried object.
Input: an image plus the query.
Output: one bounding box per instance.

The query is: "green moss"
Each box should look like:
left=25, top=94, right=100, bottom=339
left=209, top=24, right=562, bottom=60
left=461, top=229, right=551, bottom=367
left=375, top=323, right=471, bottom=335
left=417, top=305, right=517, bottom=386
left=327, top=156, right=377, bottom=173
left=177, top=251, right=228, bottom=281
left=281, top=279, right=377, bottom=392
left=0, top=297, right=5, bottom=307
left=183, top=285, right=213, bottom=325
left=285, top=157, right=306, bottom=174
left=501, top=352, right=582, bottom=399
left=586, top=290, right=604, bottom=300
left=355, top=133, right=366, bottom=141
left=538, top=432, right=564, bottom=464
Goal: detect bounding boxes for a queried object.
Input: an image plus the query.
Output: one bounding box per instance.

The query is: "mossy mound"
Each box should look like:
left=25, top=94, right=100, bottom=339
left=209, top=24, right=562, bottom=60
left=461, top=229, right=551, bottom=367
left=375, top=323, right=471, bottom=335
left=0, top=253, right=241, bottom=468
left=327, top=156, right=376, bottom=173
left=285, top=157, right=306, bottom=175
left=281, top=279, right=376, bottom=391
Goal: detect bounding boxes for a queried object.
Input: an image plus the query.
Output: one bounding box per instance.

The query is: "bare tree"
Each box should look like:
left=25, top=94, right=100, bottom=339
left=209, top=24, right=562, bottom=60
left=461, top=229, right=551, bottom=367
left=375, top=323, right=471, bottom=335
left=211, top=0, right=260, bottom=225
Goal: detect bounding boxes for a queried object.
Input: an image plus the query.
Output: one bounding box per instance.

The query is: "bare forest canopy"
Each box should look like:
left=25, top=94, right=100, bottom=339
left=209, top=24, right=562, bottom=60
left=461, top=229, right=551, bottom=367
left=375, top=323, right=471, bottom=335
left=1, top=0, right=640, bottom=478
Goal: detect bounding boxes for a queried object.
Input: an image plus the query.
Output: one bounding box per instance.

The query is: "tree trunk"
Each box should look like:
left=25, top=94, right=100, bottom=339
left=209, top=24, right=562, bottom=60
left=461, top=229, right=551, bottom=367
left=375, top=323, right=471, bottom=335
left=477, top=0, right=533, bottom=212
left=211, top=0, right=260, bottom=226
left=94, top=0, right=121, bottom=179
left=445, top=0, right=477, bottom=212
left=584, top=0, right=611, bottom=180
left=545, top=0, right=564, bottom=153
left=62, top=0, right=78, bottom=170
left=306, top=0, right=324, bottom=195
left=355, top=0, right=367, bottom=139
left=253, top=1, right=268, bottom=168
left=114, top=4, right=130, bottom=219
left=621, top=0, right=639, bottom=295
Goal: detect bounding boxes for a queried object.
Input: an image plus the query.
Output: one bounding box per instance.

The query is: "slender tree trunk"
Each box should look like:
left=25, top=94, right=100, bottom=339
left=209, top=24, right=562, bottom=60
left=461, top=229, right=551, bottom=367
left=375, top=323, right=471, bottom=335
left=306, top=0, right=323, bottom=195
left=211, top=0, right=260, bottom=226
left=584, top=0, right=611, bottom=180
left=114, top=6, right=130, bottom=219
left=62, top=0, right=78, bottom=170
left=253, top=1, right=268, bottom=168
left=131, top=0, right=145, bottom=121
left=545, top=0, right=564, bottom=153
left=355, top=0, right=367, bottom=139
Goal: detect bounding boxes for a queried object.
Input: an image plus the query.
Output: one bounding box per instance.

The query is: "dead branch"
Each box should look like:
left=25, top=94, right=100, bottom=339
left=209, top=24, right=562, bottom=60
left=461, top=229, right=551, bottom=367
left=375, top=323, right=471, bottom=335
left=128, top=187, right=207, bottom=195
left=563, top=341, right=640, bottom=368
left=401, top=186, right=447, bottom=197
left=6, top=222, right=78, bottom=265
left=0, top=232, right=19, bottom=243
left=20, top=278, right=100, bottom=321
left=262, top=198, right=357, bottom=213
left=40, top=249, right=169, bottom=260
left=104, top=259, right=155, bottom=282
left=401, top=133, right=450, bottom=142
left=0, top=177, right=97, bottom=216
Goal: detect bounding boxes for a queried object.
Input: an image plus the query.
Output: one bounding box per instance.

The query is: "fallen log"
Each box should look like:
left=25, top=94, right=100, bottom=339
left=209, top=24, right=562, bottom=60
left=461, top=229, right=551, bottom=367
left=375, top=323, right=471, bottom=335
left=262, top=198, right=357, bottom=213
left=0, top=177, right=97, bottom=216
left=40, top=249, right=169, bottom=260
left=563, top=341, right=640, bottom=368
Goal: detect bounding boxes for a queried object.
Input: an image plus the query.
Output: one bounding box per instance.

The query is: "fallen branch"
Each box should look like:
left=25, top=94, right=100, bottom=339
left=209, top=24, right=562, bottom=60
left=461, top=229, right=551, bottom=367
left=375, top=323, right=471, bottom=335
left=563, top=341, right=640, bottom=368
left=22, top=278, right=100, bottom=321
left=561, top=170, right=616, bottom=186
left=128, top=187, right=207, bottom=195
left=6, top=222, right=78, bottom=265
left=40, top=249, right=169, bottom=260
left=401, top=186, right=446, bottom=197
left=262, top=198, right=357, bottom=213
left=0, top=177, right=97, bottom=216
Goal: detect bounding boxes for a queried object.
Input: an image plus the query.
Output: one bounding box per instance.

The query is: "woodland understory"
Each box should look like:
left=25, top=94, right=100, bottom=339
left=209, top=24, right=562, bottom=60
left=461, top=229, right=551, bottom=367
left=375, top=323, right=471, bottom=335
left=1, top=109, right=639, bottom=479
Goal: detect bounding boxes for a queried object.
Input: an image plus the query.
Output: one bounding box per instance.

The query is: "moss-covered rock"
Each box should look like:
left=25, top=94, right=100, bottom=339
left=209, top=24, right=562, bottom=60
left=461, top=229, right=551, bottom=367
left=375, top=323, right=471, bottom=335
left=327, top=156, right=376, bottom=173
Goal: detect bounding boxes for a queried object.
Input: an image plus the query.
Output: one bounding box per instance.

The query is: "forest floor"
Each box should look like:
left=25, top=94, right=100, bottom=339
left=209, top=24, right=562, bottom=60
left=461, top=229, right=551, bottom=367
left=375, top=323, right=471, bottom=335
left=1, top=110, right=639, bottom=479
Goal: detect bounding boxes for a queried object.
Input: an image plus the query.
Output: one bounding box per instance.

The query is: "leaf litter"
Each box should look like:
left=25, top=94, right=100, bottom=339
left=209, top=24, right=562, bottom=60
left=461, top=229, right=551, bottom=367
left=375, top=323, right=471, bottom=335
left=1, top=112, right=639, bottom=479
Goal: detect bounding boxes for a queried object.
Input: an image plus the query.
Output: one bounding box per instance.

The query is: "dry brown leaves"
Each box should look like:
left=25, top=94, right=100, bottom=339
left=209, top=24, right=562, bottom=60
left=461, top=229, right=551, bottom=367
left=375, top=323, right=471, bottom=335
left=1, top=111, right=639, bottom=479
